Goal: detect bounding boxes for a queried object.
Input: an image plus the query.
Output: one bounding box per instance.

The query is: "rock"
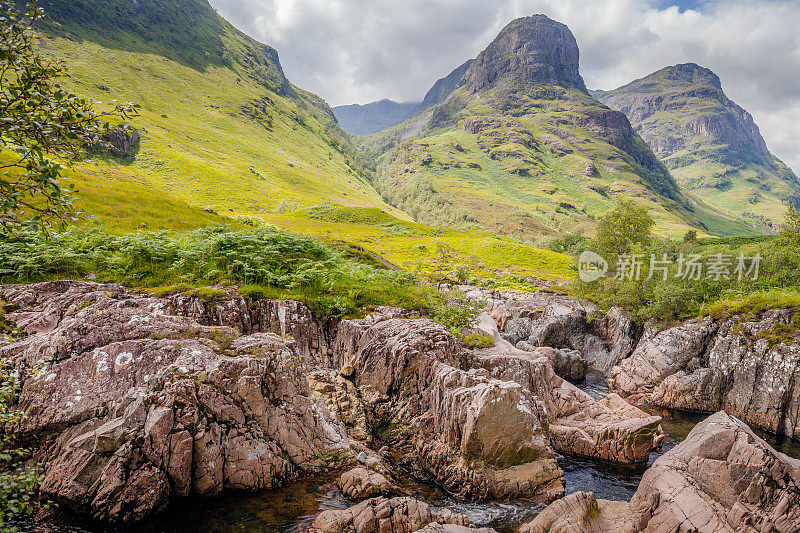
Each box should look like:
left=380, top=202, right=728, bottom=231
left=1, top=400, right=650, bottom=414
left=345, top=317, right=564, bottom=502
left=629, top=411, right=800, bottom=532
left=553, top=348, right=588, bottom=381
left=610, top=310, right=800, bottom=439
left=2, top=281, right=353, bottom=523
left=308, top=370, right=371, bottom=441
left=608, top=318, right=717, bottom=401
left=524, top=411, right=800, bottom=532
left=482, top=292, right=638, bottom=377
left=307, top=497, right=469, bottom=533
left=101, top=124, right=140, bottom=157
left=337, top=467, right=393, bottom=500
left=463, top=15, right=586, bottom=94
left=415, top=524, right=497, bottom=533
left=519, top=491, right=632, bottom=533
left=465, top=346, right=663, bottom=464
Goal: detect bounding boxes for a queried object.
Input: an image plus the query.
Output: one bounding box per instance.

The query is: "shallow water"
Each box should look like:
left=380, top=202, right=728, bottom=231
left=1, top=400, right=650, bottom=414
left=19, top=373, right=800, bottom=533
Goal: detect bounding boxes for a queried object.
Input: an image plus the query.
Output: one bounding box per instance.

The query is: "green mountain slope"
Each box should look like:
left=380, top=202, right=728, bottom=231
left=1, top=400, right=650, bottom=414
left=360, top=16, right=752, bottom=239
left=594, top=63, right=800, bottom=230
left=38, top=0, right=407, bottom=224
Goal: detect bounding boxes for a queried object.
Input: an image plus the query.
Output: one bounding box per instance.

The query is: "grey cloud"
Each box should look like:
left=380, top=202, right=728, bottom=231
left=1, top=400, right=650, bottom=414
left=208, top=0, right=800, bottom=172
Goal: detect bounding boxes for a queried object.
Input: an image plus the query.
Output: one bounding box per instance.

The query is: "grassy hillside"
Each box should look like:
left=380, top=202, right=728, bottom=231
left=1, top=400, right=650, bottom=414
left=361, top=85, right=755, bottom=241
left=357, top=17, right=757, bottom=242
left=38, top=0, right=407, bottom=222
left=595, top=64, right=800, bottom=229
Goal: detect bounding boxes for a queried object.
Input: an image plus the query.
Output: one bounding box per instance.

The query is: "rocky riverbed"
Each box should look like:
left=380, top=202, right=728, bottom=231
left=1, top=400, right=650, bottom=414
left=3, top=281, right=800, bottom=532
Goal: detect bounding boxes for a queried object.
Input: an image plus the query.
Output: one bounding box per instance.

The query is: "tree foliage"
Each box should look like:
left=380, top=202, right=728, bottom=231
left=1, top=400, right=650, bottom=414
left=593, top=199, right=654, bottom=259
left=0, top=1, right=137, bottom=232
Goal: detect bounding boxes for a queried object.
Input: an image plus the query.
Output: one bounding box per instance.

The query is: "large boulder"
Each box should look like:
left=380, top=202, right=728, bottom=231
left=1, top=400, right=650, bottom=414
left=522, top=411, right=800, bottom=532
left=629, top=411, right=800, bottom=532
left=339, top=317, right=565, bottom=502
left=519, top=491, right=632, bottom=533
left=337, top=467, right=394, bottom=500
left=466, top=346, right=663, bottom=464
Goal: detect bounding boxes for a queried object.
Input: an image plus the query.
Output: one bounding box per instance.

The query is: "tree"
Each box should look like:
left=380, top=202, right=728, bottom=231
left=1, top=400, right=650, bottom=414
left=779, top=204, right=800, bottom=245
left=434, top=241, right=455, bottom=289
left=593, top=199, right=654, bottom=259
left=0, top=1, right=137, bottom=232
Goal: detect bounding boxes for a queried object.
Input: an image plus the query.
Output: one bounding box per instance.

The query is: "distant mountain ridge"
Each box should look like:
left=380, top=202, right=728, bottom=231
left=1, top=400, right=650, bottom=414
left=595, top=63, right=800, bottom=226
left=333, top=99, right=419, bottom=136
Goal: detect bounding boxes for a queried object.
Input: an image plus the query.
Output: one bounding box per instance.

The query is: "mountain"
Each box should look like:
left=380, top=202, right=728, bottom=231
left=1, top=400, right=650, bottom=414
left=333, top=99, right=419, bottom=136
left=416, top=59, right=473, bottom=111
left=594, top=63, right=800, bottom=228
left=37, top=0, right=407, bottom=229
left=333, top=60, right=473, bottom=136
left=359, top=16, right=751, bottom=238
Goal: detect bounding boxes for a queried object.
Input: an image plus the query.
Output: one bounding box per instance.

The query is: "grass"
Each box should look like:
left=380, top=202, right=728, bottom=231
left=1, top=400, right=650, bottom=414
left=361, top=85, right=757, bottom=242
left=702, top=289, right=800, bottom=321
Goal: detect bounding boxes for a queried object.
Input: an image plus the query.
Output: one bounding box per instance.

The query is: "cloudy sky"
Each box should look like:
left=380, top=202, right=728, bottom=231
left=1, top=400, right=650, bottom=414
left=208, top=0, right=800, bottom=172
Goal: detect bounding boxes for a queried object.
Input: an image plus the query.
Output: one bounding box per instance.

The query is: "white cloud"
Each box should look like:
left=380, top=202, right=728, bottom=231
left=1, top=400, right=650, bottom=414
left=208, top=0, right=800, bottom=172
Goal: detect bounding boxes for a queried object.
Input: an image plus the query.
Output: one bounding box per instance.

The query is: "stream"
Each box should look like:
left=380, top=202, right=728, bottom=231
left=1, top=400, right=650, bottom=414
left=20, top=369, right=800, bottom=533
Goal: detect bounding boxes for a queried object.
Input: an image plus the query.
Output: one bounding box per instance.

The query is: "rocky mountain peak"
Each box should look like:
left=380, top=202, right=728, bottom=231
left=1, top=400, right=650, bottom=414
left=654, top=63, right=722, bottom=90
left=464, top=15, right=586, bottom=94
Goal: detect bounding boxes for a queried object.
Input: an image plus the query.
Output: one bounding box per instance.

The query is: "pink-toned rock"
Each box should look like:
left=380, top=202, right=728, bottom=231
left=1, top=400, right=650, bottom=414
left=345, top=317, right=565, bottom=502
left=610, top=311, right=800, bottom=440
left=2, top=282, right=353, bottom=523
left=466, top=345, right=663, bottom=464
left=337, top=467, right=394, bottom=499
left=520, top=491, right=633, bottom=533
left=307, top=497, right=469, bottom=533
left=522, top=411, right=800, bottom=533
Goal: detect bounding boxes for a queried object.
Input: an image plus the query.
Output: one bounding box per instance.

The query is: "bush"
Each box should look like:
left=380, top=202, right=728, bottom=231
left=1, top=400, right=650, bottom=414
left=0, top=225, right=433, bottom=319
left=1, top=362, right=49, bottom=531
left=459, top=333, right=495, bottom=349
left=430, top=291, right=484, bottom=334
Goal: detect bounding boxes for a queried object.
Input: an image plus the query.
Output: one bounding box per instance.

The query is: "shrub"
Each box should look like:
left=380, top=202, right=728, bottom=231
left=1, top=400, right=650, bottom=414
left=0, top=362, right=50, bottom=531
left=459, top=333, right=495, bottom=349
left=430, top=291, right=484, bottom=334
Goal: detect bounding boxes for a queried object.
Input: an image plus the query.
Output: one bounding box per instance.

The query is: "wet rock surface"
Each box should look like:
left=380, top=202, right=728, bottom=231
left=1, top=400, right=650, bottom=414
left=525, top=411, right=800, bottom=532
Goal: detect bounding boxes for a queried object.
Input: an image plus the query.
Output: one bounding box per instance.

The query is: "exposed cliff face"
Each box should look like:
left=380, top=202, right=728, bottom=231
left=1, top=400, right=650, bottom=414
left=595, top=63, right=800, bottom=226
left=609, top=309, right=800, bottom=440
left=463, top=15, right=586, bottom=94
